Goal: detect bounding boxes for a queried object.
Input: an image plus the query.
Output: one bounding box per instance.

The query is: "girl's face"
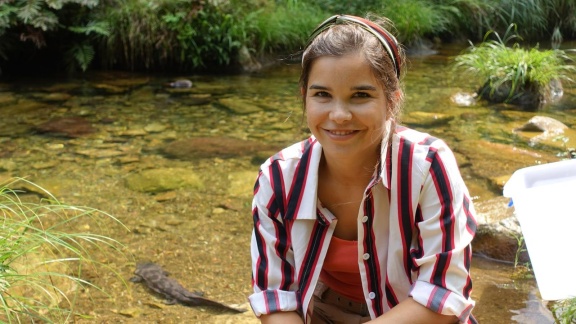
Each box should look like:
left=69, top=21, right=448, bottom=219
left=305, top=52, right=389, bottom=161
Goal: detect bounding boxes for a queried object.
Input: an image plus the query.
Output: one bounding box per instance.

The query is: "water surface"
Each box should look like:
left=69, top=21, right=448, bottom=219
left=1, top=43, right=572, bottom=322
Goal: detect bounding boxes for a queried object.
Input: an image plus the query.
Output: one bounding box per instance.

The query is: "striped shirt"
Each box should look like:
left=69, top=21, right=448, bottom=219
left=249, top=127, right=477, bottom=323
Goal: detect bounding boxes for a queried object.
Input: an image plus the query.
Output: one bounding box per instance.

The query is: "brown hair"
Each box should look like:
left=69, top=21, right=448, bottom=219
left=299, top=14, right=406, bottom=122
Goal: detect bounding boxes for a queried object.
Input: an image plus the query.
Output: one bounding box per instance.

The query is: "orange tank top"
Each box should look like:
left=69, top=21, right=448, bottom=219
left=320, top=236, right=365, bottom=302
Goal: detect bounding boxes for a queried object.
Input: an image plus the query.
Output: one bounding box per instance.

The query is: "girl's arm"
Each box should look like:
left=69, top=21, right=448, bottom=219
left=368, top=297, right=458, bottom=324
left=260, top=312, right=304, bottom=324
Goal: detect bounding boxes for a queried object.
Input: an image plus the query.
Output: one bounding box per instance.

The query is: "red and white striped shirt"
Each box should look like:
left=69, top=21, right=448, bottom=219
left=249, top=127, right=477, bottom=323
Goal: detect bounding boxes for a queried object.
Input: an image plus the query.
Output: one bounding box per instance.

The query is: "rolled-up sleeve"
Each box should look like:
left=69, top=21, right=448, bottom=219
left=249, top=167, right=299, bottom=317
left=409, top=141, right=477, bottom=323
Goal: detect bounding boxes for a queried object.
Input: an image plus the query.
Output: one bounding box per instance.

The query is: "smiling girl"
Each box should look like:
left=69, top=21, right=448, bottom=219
left=249, top=14, right=477, bottom=324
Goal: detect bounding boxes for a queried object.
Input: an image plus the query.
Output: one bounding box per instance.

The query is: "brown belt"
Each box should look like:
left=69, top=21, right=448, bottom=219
left=319, top=288, right=370, bottom=317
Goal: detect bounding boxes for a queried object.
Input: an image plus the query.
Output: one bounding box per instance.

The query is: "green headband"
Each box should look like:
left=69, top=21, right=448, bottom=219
left=304, top=15, right=401, bottom=79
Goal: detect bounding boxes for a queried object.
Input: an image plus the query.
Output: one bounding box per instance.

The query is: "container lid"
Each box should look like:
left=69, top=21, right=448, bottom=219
left=503, top=159, right=576, bottom=198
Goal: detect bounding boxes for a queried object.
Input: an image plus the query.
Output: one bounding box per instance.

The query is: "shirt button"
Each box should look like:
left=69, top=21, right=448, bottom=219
left=368, top=292, right=376, bottom=299
left=362, top=253, right=370, bottom=260
left=361, top=216, right=368, bottom=223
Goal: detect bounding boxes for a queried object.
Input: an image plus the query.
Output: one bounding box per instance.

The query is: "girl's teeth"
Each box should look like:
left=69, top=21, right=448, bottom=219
left=331, top=130, right=353, bottom=135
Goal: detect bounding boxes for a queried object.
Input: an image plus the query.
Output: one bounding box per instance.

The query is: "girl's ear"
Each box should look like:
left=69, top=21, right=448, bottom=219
left=300, top=87, right=306, bottom=97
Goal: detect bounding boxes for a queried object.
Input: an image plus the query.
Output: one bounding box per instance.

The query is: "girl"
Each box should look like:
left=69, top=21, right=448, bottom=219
left=249, top=14, right=477, bottom=324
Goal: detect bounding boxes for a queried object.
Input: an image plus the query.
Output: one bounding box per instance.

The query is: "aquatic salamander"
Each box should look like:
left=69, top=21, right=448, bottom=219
left=130, top=261, right=245, bottom=313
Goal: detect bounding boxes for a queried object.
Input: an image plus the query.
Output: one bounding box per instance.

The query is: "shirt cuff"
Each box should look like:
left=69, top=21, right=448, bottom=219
left=248, top=289, right=300, bottom=317
left=410, top=281, right=475, bottom=323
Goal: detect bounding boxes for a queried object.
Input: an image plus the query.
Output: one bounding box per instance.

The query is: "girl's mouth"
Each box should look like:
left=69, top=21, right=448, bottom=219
left=328, top=130, right=356, bottom=136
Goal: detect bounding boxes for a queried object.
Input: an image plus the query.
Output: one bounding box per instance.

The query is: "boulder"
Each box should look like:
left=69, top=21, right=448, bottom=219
left=473, top=197, right=529, bottom=263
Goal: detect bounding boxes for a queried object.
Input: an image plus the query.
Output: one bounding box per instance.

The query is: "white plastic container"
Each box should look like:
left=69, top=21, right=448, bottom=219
left=503, top=159, right=576, bottom=300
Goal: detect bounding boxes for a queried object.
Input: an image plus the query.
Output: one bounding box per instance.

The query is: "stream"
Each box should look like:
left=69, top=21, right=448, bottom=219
left=1, top=42, right=574, bottom=323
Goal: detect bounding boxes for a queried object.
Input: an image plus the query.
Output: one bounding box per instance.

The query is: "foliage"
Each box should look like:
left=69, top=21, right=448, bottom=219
left=95, top=0, right=182, bottom=71
left=163, top=2, right=247, bottom=68
left=429, top=0, right=497, bottom=41
left=430, top=0, right=576, bottom=43
left=3, top=0, right=576, bottom=74
left=553, top=297, right=576, bottom=324
left=492, top=0, right=549, bottom=39
left=252, top=0, right=326, bottom=55
left=452, top=25, right=576, bottom=104
left=0, top=178, right=128, bottom=322
left=0, top=0, right=107, bottom=72
left=302, top=0, right=379, bottom=16
left=96, top=0, right=252, bottom=71
left=376, top=0, right=454, bottom=46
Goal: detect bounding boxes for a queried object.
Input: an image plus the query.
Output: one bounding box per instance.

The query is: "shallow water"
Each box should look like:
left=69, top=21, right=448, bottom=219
left=1, top=43, right=573, bottom=323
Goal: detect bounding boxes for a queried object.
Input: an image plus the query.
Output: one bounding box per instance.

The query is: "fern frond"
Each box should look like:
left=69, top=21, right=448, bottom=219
left=31, top=11, right=58, bottom=31
left=67, top=43, right=95, bottom=72
left=0, top=6, right=17, bottom=30
left=16, top=0, right=42, bottom=24
left=69, top=0, right=100, bottom=8
left=68, top=21, right=111, bottom=37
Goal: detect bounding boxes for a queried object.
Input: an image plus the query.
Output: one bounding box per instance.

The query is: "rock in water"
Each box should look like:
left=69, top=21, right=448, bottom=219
left=511, top=289, right=555, bottom=324
left=168, top=79, right=193, bottom=88
left=35, top=117, right=96, bottom=138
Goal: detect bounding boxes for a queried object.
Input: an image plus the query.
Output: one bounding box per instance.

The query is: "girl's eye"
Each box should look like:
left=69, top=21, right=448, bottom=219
left=313, top=91, right=330, bottom=97
left=354, top=92, right=371, bottom=98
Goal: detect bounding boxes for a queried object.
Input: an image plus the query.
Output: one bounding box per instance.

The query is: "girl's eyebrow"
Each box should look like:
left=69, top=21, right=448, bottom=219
left=308, top=84, right=377, bottom=90
left=308, top=84, right=328, bottom=90
left=353, top=85, right=377, bottom=91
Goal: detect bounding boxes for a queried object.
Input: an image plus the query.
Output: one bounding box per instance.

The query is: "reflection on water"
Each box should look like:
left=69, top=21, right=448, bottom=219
left=1, top=44, right=572, bottom=322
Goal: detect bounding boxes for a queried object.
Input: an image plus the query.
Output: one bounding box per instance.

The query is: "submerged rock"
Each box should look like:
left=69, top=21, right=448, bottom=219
left=124, top=168, right=204, bottom=193
left=161, top=137, right=280, bottom=160
left=168, top=79, right=193, bottom=88
left=35, top=116, right=96, bottom=138
left=450, top=92, right=478, bottom=107
left=214, top=98, right=262, bottom=115
left=514, top=116, right=576, bottom=148
left=403, top=111, right=455, bottom=127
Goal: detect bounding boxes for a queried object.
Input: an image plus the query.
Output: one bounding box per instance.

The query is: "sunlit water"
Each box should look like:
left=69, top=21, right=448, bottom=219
left=1, top=42, right=574, bottom=323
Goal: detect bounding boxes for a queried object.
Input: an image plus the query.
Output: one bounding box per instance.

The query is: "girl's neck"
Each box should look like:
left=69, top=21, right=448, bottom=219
left=320, top=151, right=379, bottom=186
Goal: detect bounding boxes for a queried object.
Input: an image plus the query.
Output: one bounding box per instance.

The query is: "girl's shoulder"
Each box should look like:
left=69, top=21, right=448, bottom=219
left=263, top=136, right=319, bottom=166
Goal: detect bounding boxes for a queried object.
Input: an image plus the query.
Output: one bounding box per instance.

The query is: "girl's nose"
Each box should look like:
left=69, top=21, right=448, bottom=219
left=329, top=102, right=352, bottom=123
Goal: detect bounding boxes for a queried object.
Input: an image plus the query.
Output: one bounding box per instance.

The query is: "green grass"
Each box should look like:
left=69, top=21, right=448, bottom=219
left=377, top=0, right=454, bottom=46
left=452, top=24, right=576, bottom=105
left=251, top=0, right=327, bottom=55
left=0, top=178, right=128, bottom=323
left=553, top=297, right=576, bottom=324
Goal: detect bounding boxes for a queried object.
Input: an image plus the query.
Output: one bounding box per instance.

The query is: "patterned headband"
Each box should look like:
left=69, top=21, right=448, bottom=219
left=304, top=14, right=401, bottom=79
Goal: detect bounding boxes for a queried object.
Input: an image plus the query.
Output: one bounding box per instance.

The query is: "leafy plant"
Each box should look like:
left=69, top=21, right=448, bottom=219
left=553, top=297, right=576, bottom=324
left=377, top=0, right=454, bottom=46
left=0, top=0, right=106, bottom=73
left=302, top=0, right=379, bottom=16
left=452, top=24, right=576, bottom=107
left=66, top=21, right=110, bottom=72
left=0, top=178, right=128, bottom=322
left=508, top=231, right=527, bottom=269
left=164, top=3, right=246, bottom=68
left=430, top=0, right=499, bottom=41
left=493, top=0, right=549, bottom=40
left=251, top=0, right=326, bottom=55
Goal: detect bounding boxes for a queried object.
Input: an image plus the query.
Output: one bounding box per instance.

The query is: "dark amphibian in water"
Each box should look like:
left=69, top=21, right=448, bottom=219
left=130, top=262, right=245, bottom=313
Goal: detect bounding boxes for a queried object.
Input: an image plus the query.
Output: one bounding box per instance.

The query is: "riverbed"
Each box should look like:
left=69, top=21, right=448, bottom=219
left=1, top=42, right=574, bottom=323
